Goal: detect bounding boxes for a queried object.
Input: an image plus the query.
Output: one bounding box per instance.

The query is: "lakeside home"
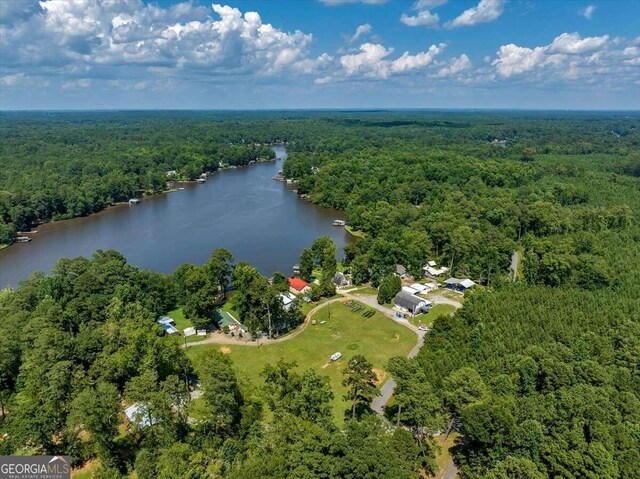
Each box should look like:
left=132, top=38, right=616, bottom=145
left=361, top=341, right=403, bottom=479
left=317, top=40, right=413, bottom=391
left=288, top=277, right=312, bottom=295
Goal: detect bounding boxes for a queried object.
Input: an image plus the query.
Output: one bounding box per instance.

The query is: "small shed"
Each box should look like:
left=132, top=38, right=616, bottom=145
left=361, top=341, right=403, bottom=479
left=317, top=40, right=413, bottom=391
left=444, top=277, right=476, bottom=292
left=395, top=264, right=409, bottom=278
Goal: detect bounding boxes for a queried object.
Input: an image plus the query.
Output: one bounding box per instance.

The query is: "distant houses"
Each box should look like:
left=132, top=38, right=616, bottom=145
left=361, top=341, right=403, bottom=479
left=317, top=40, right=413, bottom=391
left=215, top=310, right=247, bottom=334
left=423, top=260, right=449, bottom=278
left=410, top=283, right=437, bottom=294
left=280, top=292, right=297, bottom=311
left=444, top=277, right=476, bottom=292
left=156, top=316, right=179, bottom=335
left=394, top=291, right=432, bottom=315
left=395, top=264, right=409, bottom=279
left=288, top=277, right=311, bottom=295
left=125, top=403, right=155, bottom=430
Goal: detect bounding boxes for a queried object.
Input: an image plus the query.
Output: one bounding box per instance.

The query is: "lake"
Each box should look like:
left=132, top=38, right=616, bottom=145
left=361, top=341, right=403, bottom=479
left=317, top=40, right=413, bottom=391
left=0, top=146, right=351, bottom=288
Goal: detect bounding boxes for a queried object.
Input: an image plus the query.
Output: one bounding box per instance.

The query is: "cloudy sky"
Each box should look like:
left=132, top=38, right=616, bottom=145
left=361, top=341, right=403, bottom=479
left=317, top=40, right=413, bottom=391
left=1, top=0, right=639, bottom=110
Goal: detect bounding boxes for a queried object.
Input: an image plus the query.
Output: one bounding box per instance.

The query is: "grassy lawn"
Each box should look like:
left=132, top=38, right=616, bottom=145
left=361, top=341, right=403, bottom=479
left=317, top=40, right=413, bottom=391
left=409, top=304, right=456, bottom=327
left=188, top=301, right=416, bottom=423
left=426, top=288, right=463, bottom=302
left=344, top=225, right=366, bottom=238
left=434, top=432, right=460, bottom=479
left=349, top=286, right=378, bottom=296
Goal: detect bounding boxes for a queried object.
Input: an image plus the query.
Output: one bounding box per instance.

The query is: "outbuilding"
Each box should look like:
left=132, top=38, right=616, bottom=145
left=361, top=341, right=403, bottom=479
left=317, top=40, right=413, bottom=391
left=333, top=272, right=350, bottom=287
left=444, top=277, right=476, bottom=292
left=423, top=261, right=449, bottom=278
left=394, top=291, right=431, bottom=315
left=395, top=264, right=409, bottom=278
left=402, top=285, right=419, bottom=295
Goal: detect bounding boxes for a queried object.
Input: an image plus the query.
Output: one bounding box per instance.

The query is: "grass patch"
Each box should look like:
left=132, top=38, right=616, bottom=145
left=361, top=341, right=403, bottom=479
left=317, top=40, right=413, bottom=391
left=427, top=288, right=463, bottom=302
left=188, top=301, right=416, bottom=423
left=434, top=432, right=460, bottom=479
left=166, top=308, right=206, bottom=343
left=344, top=225, right=366, bottom=238
left=409, top=304, right=456, bottom=327
left=349, top=286, right=378, bottom=296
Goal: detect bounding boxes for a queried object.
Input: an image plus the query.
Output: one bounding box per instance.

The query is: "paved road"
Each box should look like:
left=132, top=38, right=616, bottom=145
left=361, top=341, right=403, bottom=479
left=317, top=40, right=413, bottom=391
left=510, top=250, right=520, bottom=282
left=348, top=290, right=459, bottom=478
left=185, top=297, right=345, bottom=348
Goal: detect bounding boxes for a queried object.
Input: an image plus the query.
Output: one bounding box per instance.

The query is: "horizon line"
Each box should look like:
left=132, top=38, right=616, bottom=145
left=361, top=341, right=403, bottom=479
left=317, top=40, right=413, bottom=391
left=2, top=107, right=640, bottom=113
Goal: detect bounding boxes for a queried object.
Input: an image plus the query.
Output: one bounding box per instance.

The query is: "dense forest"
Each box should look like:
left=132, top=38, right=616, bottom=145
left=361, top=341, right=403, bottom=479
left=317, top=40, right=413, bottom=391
left=1, top=111, right=639, bottom=478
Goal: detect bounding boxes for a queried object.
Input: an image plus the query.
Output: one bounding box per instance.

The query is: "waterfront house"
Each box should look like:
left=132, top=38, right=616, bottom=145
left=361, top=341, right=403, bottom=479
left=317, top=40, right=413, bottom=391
left=288, top=277, right=311, bottom=295
left=394, top=291, right=431, bottom=315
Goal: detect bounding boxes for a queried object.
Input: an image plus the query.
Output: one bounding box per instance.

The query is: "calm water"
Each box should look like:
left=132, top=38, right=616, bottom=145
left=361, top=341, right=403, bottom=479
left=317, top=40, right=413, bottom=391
left=0, top=146, right=351, bottom=288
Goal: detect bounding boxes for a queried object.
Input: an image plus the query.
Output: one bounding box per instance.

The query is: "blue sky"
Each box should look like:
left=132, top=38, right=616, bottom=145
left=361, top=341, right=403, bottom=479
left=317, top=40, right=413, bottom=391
left=1, top=0, right=639, bottom=110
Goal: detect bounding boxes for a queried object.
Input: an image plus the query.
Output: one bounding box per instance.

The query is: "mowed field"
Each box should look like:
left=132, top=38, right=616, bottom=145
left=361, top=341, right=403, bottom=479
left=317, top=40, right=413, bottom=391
left=188, top=300, right=417, bottom=422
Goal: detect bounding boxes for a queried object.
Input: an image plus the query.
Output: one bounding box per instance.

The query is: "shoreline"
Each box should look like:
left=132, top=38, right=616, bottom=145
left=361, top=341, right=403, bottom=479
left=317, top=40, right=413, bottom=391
left=2, top=156, right=283, bottom=251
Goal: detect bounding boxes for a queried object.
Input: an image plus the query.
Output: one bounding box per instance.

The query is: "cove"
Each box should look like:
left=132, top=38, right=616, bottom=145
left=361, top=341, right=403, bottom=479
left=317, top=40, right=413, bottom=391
left=0, top=146, right=351, bottom=288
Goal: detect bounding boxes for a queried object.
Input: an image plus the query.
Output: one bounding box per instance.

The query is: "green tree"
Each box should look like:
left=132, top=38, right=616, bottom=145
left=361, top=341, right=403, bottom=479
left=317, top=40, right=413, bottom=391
left=342, top=355, right=377, bottom=419
left=377, top=274, right=401, bottom=305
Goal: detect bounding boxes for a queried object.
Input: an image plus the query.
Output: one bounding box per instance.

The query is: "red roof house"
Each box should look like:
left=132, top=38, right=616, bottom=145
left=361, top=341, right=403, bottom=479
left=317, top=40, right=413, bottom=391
left=288, top=277, right=311, bottom=294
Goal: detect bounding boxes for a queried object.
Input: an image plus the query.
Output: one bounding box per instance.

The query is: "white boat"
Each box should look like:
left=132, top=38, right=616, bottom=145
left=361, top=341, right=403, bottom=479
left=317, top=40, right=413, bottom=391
left=129, top=198, right=141, bottom=204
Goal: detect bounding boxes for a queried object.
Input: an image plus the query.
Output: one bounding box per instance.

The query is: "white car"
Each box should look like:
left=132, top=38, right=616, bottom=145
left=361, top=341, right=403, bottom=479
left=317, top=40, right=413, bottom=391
left=418, top=325, right=429, bottom=331
left=329, top=352, right=342, bottom=362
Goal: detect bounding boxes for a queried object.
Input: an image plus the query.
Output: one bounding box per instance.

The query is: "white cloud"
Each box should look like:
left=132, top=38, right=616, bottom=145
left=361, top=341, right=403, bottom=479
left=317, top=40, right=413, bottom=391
left=62, top=78, right=91, bottom=89
left=445, top=0, right=505, bottom=29
left=414, top=0, right=448, bottom=8
left=340, top=43, right=394, bottom=77
left=437, top=53, right=472, bottom=77
left=0, top=72, right=50, bottom=87
left=581, top=5, right=596, bottom=20
left=292, top=53, right=334, bottom=74
left=319, top=0, right=388, bottom=5
left=400, top=0, right=446, bottom=28
left=548, top=32, right=609, bottom=54
left=350, top=23, right=372, bottom=43
left=493, top=44, right=547, bottom=77
left=390, top=43, right=446, bottom=73
left=491, top=31, right=637, bottom=87
left=0, top=73, right=26, bottom=86
left=0, top=2, right=315, bottom=77
left=401, top=10, right=440, bottom=27
left=329, top=42, right=446, bottom=80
